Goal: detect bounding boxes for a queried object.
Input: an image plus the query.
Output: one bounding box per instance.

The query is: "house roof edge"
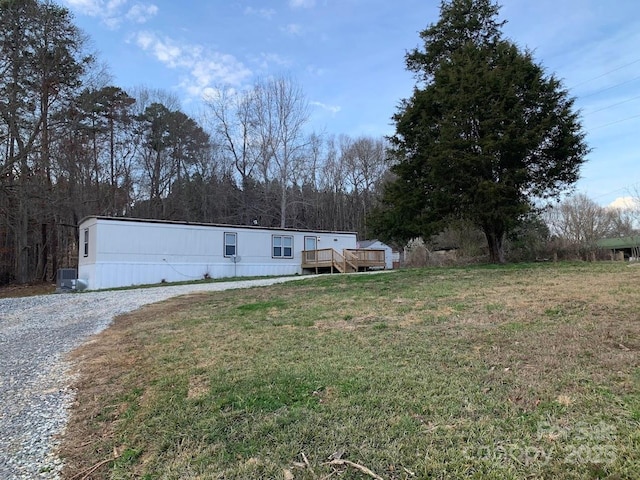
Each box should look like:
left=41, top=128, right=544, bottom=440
left=78, top=215, right=358, bottom=236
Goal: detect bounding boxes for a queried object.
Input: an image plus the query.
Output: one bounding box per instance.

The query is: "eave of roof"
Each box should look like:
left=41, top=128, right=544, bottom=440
left=596, top=236, right=640, bottom=249
left=78, top=215, right=358, bottom=236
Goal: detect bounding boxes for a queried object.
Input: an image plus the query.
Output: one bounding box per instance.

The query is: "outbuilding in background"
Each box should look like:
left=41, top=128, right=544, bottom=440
left=357, top=239, right=395, bottom=270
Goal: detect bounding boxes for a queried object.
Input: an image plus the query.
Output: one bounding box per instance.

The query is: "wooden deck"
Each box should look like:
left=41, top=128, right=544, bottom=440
left=301, top=248, right=386, bottom=273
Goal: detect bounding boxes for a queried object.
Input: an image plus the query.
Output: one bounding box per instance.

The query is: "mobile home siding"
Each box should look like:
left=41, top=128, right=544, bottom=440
left=77, top=217, right=357, bottom=290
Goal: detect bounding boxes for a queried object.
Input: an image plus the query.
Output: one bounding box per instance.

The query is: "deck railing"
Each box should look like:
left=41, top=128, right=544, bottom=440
left=345, top=249, right=386, bottom=267
left=302, top=248, right=334, bottom=265
left=302, top=248, right=386, bottom=273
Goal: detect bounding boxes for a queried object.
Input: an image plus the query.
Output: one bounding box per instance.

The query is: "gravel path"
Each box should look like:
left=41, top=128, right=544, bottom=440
left=0, top=276, right=312, bottom=479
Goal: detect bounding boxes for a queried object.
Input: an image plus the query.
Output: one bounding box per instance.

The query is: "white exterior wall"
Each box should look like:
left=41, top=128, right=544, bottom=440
left=78, top=217, right=357, bottom=290
left=362, top=240, right=394, bottom=269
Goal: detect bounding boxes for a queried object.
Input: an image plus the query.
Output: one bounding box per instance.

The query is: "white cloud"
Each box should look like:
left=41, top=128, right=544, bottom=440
left=126, top=4, right=159, bottom=23
left=133, top=31, right=252, bottom=97
left=306, top=65, right=327, bottom=76
left=282, top=23, right=303, bottom=36
left=62, top=0, right=102, bottom=16
left=250, top=53, right=292, bottom=71
left=201, top=87, right=223, bottom=102
left=244, top=6, right=276, bottom=19
left=61, top=0, right=158, bottom=29
left=311, top=101, right=341, bottom=115
left=609, top=196, right=640, bottom=210
left=134, top=30, right=154, bottom=49
left=107, top=0, right=127, bottom=10
left=289, top=0, right=315, bottom=8
left=103, top=16, right=123, bottom=29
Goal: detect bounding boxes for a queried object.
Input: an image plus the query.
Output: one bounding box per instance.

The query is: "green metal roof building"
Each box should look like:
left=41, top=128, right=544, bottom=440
left=597, top=236, right=640, bottom=249
left=596, top=236, right=640, bottom=259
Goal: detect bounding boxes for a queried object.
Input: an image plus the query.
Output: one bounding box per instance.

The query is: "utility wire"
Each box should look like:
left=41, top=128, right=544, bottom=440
left=569, top=58, right=640, bottom=90
left=589, top=185, right=637, bottom=200
left=589, top=113, right=640, bottom=131
left=578, top=74, right=640, bottom=99
left=582, top=93, right=640, bottom=117
left=567, top=59, right=640, bottom=126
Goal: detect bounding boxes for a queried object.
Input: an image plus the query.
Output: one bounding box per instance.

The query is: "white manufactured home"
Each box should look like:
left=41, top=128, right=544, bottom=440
left=77, top=216, right=381, bottom=290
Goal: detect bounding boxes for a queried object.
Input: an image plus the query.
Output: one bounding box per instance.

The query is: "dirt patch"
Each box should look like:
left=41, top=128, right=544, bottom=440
left=187, top=375, right=210, bottom=400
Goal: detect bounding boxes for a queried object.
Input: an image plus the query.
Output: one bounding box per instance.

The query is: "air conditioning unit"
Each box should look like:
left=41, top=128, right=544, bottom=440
left=56, top=268, right=77, bottom=292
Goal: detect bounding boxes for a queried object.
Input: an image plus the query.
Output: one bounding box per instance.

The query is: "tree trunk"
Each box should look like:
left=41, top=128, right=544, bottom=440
left=15, top=194, right=30, bottom=283
left=483, top=224, right=506, bottom=264
left=280, top=181, right=287, bottom=228
left=109, top=113, right=116, bottom=214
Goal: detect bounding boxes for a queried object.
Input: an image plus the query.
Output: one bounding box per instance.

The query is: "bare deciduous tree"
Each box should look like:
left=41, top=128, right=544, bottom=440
left=545, top=194, right=618, bottom=247
left=341, top=136, right=387, bottom=238
left=204, top=87, right=262, bottom=224
left=252, top=77, right=310, bottom=228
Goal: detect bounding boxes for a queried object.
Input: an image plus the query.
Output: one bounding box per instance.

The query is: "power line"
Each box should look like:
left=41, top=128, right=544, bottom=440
left=589, top=113, right=640, bottom=131
left=569, top=58, right=640, bottom=90
left=567, top=58, right=640, bottom=128
left=582, top=93, right=640, bottom=117
left=591, top=187, right=629, bottom=199
left=578, top=74, right=640, bottom=100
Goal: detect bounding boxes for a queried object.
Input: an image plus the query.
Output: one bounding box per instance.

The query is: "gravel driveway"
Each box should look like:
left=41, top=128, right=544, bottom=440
left=0, top=276, right=312, bottom=479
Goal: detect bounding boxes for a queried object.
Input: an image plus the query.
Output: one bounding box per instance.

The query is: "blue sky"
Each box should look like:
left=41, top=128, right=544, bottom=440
left=61, top=0, right=640, bottom=208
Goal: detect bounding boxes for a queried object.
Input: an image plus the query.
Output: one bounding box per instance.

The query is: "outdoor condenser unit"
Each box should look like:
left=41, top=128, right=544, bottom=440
left=56, top=268, right=78, bottom=292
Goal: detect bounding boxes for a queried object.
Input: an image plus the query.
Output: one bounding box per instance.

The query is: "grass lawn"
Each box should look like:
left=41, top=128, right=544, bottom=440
left=60, top=262, right=640, bottom=479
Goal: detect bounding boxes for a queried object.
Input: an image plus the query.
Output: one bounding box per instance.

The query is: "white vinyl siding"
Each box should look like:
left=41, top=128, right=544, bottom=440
left=77, top=216, right=358, bottom=290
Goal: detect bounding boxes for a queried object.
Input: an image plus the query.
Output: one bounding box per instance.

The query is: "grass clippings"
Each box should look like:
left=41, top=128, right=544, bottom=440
left=60, top=262, right=640, bottom=479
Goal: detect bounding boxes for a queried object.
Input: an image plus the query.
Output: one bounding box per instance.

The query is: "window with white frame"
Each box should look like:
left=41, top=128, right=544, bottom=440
left=224, top=232, right=237, bottom=257
left=272, top=235, right=293, bottom=258
left=83, top=228, right=89, bottom=257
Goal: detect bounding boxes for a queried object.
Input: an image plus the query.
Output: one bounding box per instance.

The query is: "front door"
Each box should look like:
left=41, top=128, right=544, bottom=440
left=304, top=236, right=317, bottom=261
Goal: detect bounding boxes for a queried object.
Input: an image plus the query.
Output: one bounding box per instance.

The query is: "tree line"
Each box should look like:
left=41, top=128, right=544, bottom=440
left=0, top=0, right=387, bottom=284
left=2, top=0, right=637, bottom=285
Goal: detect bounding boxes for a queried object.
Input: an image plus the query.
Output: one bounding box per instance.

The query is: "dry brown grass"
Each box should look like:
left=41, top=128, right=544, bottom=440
left=0, top=282, right=56, bottom=298
left=58, top=263, right=640, bottom=479
left=60, top=294, right=204, bottom=479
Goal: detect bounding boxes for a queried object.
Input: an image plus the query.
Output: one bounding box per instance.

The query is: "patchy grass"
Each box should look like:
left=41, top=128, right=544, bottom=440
left=99, top=274, right=286, bottom=293
left=60, top=262, right=640, bottom=479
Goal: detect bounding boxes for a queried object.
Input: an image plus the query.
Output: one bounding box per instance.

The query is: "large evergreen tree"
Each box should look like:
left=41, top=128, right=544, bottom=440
left=374, top=0, right=588, bottom=263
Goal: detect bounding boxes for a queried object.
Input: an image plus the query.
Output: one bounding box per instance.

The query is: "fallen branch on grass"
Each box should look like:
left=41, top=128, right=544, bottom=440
left=325, top=459, right=384, bottom=480
left=69, top=454, right=120, bottom=480
left=301, top=451, right=316, bottom=476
